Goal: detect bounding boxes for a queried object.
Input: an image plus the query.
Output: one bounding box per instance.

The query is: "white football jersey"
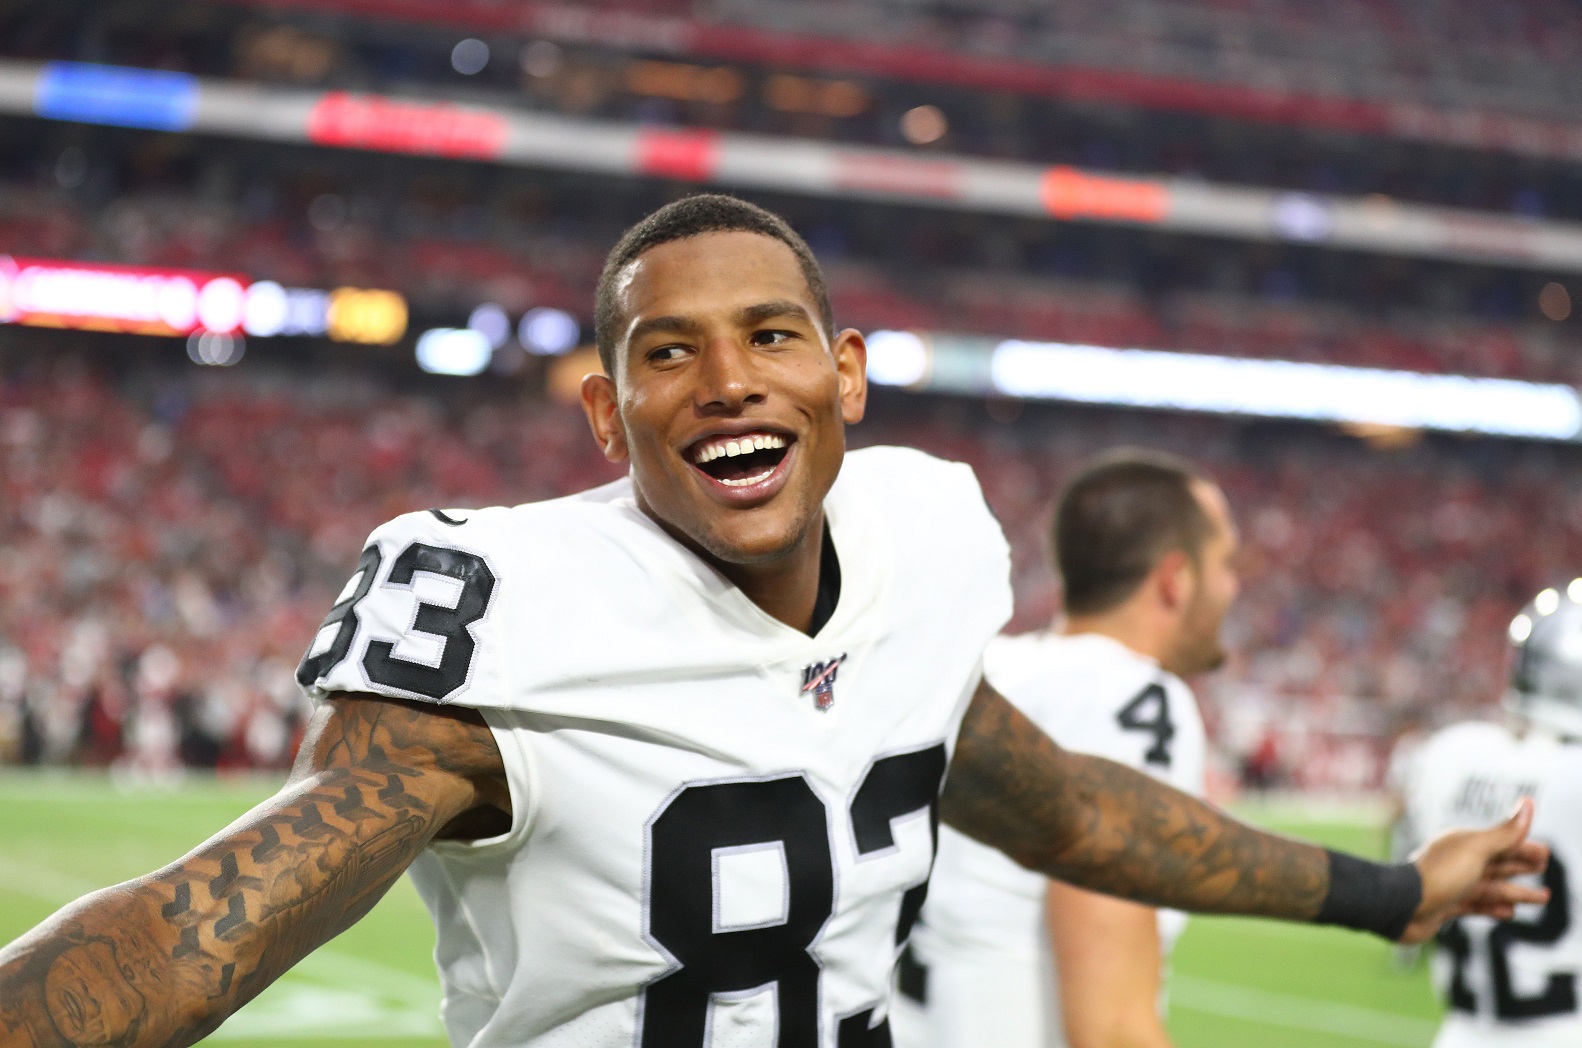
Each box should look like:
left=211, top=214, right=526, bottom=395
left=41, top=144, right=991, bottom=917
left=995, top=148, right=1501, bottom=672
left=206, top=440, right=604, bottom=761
left=1405, top=721, right=1582, bottom=1048
left=895, top=632, right=1205, bottom=1048
left=296, top=446, right=1013, bottom=1048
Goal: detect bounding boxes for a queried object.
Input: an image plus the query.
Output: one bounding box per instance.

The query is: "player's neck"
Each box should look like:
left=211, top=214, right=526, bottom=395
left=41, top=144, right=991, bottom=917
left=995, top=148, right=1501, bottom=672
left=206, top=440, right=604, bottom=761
left=718, top=536, right=826, bottom=635
left=659, top=515, right=829, bottom=635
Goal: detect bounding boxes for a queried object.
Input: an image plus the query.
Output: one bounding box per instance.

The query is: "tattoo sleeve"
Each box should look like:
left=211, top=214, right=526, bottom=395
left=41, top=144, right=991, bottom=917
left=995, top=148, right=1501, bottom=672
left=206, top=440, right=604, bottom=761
left=0, top=694, right=508, bottom=1048
left=941, top=680, right=1328, bottom=920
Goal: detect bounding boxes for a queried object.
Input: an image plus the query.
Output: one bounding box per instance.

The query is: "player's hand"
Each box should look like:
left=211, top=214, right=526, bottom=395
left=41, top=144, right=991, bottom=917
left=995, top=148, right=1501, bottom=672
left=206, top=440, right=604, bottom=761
left=1399, top=797, right=1551, bottom=945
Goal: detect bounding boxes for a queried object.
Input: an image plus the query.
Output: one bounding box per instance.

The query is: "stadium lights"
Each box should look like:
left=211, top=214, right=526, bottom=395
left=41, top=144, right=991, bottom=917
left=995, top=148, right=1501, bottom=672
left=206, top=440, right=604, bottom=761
left=186, top=331, right=245, bottom=367
left=416, top=327, right=492, bottom=376
left=326, top=287, right=408, bottom=345
left=451, top=39, right=490, bottom=76
left=518, top=307, right=580, bottom=356
left=990, top=340, right=1582, bottom=440
left=468, top=303, right=512, bottom=348
left=242, top=281, right=330, bottom=337
left=866, top=330, right=1582, bottom=442
left=865, top=330, right=930, bottom=387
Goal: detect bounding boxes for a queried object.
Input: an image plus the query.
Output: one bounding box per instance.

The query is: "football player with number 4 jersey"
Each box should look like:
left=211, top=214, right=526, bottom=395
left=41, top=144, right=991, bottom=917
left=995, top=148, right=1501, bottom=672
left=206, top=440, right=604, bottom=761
left=895, top=451, right=1224, bottom=1048
left=0, top=195, right=1551, bottom=1048
left=1406, top=583, right=1582, bottom=1048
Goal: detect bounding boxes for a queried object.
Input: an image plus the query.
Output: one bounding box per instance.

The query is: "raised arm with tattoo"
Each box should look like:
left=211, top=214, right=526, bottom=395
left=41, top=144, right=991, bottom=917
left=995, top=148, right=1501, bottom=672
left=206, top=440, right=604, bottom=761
left=942, top=679, right=1551, bottom=944
left=0, top=695, right=507, bottom=1048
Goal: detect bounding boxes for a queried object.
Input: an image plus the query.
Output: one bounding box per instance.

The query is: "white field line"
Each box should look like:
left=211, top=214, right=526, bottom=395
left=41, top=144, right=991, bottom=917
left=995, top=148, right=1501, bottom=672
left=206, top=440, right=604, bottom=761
left=0, top=853, right=103, bottom=901
left=206, top=955, right=445, bottom=1041
left=205, top=984, right=445, bottom=1040
left=1172, top=975, right=1437, bottom=1046
left=0, top=769, right=280, bottom=790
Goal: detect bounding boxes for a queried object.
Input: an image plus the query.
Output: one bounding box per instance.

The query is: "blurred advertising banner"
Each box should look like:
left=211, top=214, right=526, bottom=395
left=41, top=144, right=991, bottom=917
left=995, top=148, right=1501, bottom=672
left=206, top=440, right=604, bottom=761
left=8, top=61, right=1582, bottom=272
left=0, top=256, right=406, bottom=344
left=0, top=256, right=247, bottom=336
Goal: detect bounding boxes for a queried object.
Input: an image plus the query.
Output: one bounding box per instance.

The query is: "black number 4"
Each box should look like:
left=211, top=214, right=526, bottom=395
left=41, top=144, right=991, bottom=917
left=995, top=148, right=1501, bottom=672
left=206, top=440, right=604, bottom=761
left=1116, top=683, right=1175, bottom=768
left=640, top=745, right=947, bottom=1047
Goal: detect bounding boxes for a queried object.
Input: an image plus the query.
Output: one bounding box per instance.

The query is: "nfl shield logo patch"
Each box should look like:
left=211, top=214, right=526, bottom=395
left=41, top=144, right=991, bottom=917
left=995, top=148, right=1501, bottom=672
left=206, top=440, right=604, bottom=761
left=800, top=653, right=847, bottom=711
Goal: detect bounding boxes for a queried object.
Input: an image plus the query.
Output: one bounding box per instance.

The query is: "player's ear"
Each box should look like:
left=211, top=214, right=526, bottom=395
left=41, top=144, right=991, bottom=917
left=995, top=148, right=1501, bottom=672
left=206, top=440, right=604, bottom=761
left=580, top=371, right=629, bottom=463
left=1155, top=549, right=1194, bottom=612
left=832, top=327, right=868, bottom=425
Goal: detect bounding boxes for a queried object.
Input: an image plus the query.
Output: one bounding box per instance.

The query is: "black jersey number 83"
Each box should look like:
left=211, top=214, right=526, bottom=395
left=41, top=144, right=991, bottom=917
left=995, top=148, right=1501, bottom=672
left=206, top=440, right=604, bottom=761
left=642, top=745, right=948, bottom=1047
left=296, top=540, right=498, bottom=702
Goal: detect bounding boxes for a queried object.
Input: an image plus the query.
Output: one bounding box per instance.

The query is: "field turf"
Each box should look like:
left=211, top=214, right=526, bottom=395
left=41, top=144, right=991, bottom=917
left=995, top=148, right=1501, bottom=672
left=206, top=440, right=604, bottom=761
left=0, top=774, right=1444, bottom=1047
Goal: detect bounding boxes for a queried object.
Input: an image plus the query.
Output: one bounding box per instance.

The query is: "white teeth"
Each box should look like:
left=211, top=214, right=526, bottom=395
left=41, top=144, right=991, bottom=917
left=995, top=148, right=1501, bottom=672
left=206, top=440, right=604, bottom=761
left=720, top=468, right=776, bottom=487
left=691, top=432, right=787, bottom=465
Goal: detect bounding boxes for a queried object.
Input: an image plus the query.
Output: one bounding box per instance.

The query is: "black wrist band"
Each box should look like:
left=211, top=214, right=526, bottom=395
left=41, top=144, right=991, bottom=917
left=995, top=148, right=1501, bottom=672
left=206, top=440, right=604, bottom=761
left=1314, top=849, right=1422, bottom=941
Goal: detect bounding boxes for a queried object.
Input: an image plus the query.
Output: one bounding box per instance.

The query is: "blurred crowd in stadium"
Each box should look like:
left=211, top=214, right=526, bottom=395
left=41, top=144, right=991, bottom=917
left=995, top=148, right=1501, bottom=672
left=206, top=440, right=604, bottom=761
left=4, top=0, right=1582, bottom=798
left=2, top=352, right=1577, bottom=794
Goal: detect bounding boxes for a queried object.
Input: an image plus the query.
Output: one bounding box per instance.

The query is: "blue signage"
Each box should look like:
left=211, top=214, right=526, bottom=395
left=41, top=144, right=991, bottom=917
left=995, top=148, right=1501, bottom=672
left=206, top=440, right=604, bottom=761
left=35, top=62, right=199, bottom=131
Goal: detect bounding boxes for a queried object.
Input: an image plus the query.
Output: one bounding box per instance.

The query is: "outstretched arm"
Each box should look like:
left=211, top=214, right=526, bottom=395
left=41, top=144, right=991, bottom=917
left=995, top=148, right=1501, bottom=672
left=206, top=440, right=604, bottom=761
left=942, top=680, right=1548, bottom=942
left=0, top=694, right=507, bottom=1048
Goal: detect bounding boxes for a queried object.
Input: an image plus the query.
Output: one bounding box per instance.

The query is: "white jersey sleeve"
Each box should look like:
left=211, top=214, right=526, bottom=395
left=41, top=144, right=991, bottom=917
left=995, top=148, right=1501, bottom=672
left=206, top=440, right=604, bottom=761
left=1408, top=722, right=1582, bottom=1048
left=296, top=506, right=508, bottom=708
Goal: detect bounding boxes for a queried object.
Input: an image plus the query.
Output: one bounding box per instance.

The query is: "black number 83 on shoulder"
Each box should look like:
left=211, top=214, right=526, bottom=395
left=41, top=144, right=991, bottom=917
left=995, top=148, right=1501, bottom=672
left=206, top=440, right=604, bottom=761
left=296, top=540, right=497, bottom=702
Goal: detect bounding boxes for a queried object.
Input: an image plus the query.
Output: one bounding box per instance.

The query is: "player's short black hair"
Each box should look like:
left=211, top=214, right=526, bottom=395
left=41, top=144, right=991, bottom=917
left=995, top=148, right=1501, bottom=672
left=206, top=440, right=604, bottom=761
left=593, top=194, right=835, bottom=376
left=1054, top=448, right=1215, bottom=616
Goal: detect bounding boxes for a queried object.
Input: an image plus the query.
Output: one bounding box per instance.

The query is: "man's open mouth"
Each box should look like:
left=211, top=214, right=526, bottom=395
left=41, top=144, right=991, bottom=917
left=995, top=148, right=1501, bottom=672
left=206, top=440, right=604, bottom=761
left=688, top=431, right=793, bottom=488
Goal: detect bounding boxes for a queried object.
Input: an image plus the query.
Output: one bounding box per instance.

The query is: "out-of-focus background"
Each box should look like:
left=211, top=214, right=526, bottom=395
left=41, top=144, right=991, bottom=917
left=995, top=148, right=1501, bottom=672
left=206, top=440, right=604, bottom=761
left=1, top=1, right=1579, bottom=1043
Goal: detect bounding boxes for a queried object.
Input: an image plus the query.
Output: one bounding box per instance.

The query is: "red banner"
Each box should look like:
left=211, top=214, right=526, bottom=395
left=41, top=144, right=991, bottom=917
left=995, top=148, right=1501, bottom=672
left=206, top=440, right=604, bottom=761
left=1041, top=167, right=1169, bottom=224
left=636, top=128, right=720, bottom=182
left=307, top=92, right=509, bottom=160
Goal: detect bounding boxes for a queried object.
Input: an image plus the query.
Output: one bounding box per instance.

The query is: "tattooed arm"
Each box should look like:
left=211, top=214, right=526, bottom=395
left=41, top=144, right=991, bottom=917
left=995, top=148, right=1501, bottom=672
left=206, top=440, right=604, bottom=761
left=0, top=693, right=508, bottom=1048
left=942, top=680, right=1548, bottom=942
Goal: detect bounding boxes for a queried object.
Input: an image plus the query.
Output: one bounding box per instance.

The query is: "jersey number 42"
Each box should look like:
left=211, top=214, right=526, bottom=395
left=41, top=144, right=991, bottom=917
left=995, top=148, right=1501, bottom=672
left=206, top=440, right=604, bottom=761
left=1438, top=853, right=1575, bottom=1020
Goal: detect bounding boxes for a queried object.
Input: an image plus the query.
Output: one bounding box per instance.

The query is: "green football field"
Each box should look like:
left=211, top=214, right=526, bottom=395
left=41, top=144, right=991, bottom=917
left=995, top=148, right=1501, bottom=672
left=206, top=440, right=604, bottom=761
left=0, top=773, right=1445, bottom=1047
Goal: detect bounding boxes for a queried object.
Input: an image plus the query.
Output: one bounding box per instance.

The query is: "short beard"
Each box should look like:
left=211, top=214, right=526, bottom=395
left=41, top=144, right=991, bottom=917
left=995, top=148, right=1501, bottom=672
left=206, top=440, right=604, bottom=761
left=1182, top=641, right=1227, bottom=676
left=1169, top=598, right=1228, bottom=677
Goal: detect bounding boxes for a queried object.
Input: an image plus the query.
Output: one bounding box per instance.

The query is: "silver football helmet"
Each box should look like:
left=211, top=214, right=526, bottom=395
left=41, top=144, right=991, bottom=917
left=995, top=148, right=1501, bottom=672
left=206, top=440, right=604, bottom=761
left=1506, top=581, right=1582, bottom=738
